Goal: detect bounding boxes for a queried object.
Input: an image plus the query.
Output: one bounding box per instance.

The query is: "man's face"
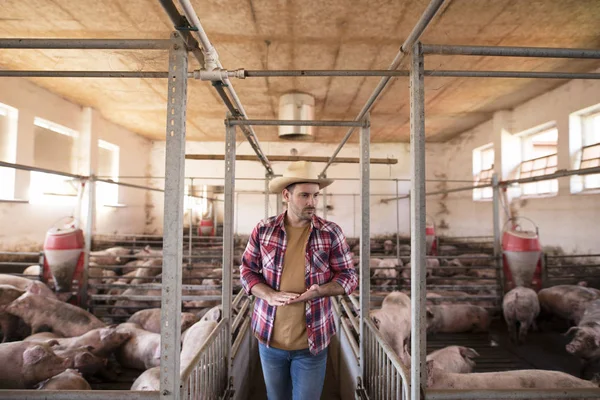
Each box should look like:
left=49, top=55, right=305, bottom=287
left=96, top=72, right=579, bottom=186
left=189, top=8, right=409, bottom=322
left=283, top=183, right=320, bottom=221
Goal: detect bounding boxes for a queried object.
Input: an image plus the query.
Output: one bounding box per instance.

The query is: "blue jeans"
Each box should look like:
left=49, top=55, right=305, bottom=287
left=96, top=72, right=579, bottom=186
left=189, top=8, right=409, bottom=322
left=258, top=342, right=328, bottom=400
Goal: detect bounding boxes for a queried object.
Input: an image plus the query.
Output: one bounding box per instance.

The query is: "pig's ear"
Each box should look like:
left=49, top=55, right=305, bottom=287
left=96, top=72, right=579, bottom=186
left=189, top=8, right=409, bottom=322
left=564, top=326, right=579, bottom=336
left=23, top=345, right=47, bottom=365
left=202, top=306, right=221, bottom=322
left=154, top=346, right=161, bottom=360
left=426, top=307, right=434, bottom=319
left=144, top=245, right=151, bottom=253
left=459, top=346, right=480, bottom=359
left=26, top=282, right=42, bottom=295
left=99, top=327, right=115, bottom=341
left=45, top=339, right=60, bottom=347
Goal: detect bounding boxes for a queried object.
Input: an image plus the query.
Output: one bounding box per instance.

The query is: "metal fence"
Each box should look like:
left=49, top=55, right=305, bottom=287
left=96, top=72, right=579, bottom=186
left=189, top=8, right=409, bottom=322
left=180, top=318, right=230, bottom=400
left=363, top=317, right=411, bottom=400
left=543, top=253, right=600, bottom=287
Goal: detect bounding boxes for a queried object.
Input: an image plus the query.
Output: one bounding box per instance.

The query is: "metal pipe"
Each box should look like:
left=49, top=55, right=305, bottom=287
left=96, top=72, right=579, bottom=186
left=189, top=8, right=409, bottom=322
left=422, top=44, right=600, bottom=59
left=222, top=119, right=236, bottom=384
left=359, top=114, right=371, bottom=377
left=0, top=71, right=171, bottom=78
left=0, top=160, right=84, bottom=179
left=502, top=165, right=600, bottom=185
left=319, top=0, right=445, bottom=177
left=227, top=119, right=364, bottom=127
left=395, top=180, right=401, bottom=269
left=232, top=299, right=250, bottom=332
left=340, top=317, right=360, bottom=360
left=231, top=316, right=250, bottom=359
left=159, top=32, right=186, bottom=400
left=244, top=69, right=410, bottom=77
left=81, top=178, right=95, bottom=308
left=91, top=294, right=220, bottom=302
left=185, top=154, right=398, bottom=165
left=0, top=38, right=170, bottom=49
left=425, top=70, right=600, bottom=79
left=340, top=298, right=359, bottom=333
left=410, top=41, right=427, bottom=400
left=426, top=388, right=600, bottom=399
left=492, top=174, right=505, bottom=294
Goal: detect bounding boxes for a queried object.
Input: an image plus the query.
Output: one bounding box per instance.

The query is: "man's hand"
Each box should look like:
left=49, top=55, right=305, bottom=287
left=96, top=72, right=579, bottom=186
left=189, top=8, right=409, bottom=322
left=266, top=291, right=300, bottom=307
left=286, top=284, right=321, bottom=305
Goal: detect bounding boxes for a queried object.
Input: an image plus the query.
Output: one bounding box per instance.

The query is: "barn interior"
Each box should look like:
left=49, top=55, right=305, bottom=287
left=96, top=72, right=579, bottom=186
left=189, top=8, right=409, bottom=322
left=0, top=0, right=599, bottom=399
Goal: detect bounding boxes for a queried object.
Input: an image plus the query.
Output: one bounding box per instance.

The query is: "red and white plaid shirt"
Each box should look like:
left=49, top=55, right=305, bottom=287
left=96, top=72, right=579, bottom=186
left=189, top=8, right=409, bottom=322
left=240, top=211, right=358, bottom=355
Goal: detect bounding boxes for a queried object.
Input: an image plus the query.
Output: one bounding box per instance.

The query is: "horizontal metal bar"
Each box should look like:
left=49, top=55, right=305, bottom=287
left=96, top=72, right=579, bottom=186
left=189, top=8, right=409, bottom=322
left=502, top=166, right=600, bottom=185
left=0, top=71, right=171, bottom=78
left=0, top=38, right=171, bottom=50
left=0, top=160, right=84, bottom=180
left=244, top=69, right=410, bottom=77
left=227, top=119, right=365, bottom=127
left=90, top=283, right=221, bottom=291
left=426, top=70, right=600, bottom=79
left=422, top=44, right=600, bottom=59
left=90, top=294, right=221, bottom=301
left=426, top=388, right=600, bottom=399
left=185, top=154, right=397, bottom=165
left=546, top=253, right=600, bottom=258
left=0, top=390, right=159, bottom=399
left=0, top=251, right=41, bottom=256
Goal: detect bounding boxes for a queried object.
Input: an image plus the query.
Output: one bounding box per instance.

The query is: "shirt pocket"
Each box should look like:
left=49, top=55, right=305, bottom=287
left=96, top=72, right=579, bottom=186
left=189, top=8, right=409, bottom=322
left=260, top=244, right=278, bottom=272
left=311, top=249, right=331, bottom=284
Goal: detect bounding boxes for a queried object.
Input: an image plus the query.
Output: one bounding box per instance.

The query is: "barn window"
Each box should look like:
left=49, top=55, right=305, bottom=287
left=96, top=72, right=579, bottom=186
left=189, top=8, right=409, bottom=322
left=0, top=103, right=18, bottom=200
left=472, top=144, right=494, bottom=201
left=29, top=117, right=79, bottom=204
left=518, top=126, right=558, bottom=197
left=96, top=140, right=120, bottom=206
left=579, top=112, right=600, bottom=190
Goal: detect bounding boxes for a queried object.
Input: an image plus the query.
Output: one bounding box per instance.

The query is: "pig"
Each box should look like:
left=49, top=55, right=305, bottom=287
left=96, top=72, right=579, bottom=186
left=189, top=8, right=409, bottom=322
left=370, top=291, right=411, bottom=365
left=0, top=284, right=26, bottom=343
left=438, top=245, right=458, bottom=255
left=402, top=259, right=437, bottom=282
left=565, top=300, right=600, bottom=377
left=133, top=245, right=163, bottom=259
left=128, top=308, right=198, bottom=334
left=130, top=259, right=163, bottom=285
left=53, top=345, right=105, bottom=377
left=427, top=346, right=479, bottom=373
left=37, top=368, right=91, bottom=390
left=426, top=359, right=598, bottom=392
left=0, top=274, right=55, bottom=299
left=435, top=258, right=465, bottom=277
left=89, top=246, right=132, bottom=265
left=503, top=287, right=540, bottom=344
left=426, top=304, right=490, bottom=334
left=372, top=259, right=401, bottom=286
left=180, top=306, right=220, bottom=373
left=112, top=288, right=162, bottom=315
left=131, top=366, right=160, bottom=390
left=115, top=323, right=161, bottom=370
left=22, top=265, right=41, bottom=276
left=0, top=341, right=70, bottom=389
left=122, top=259, right=146, bottom=275
left=458, top=253, right=493, bottom=267
left=5, top=289, right=105, bottom=336
left=538, top=285, right=600, bottom=325
left=383, top=240, right=395, bottom=255
left=44, top=326, right=130, bottom=358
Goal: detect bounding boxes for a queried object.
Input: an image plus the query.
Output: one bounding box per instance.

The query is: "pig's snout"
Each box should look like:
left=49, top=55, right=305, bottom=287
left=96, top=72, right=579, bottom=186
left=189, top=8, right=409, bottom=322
left=565, top=343, right=577, bottom=354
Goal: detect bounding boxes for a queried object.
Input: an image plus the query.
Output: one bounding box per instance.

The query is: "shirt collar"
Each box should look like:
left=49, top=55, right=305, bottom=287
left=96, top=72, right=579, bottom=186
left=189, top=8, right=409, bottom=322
left=275, top=210, right=323, bottom=231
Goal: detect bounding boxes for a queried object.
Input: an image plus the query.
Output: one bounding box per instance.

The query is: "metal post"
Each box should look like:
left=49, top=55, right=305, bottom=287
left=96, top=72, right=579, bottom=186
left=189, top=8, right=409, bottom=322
left=410, top=42, right=426, bottom=400
left=323, top=173, right=328, bottom=219
left=395, top=179, right=401, bottom=267
left=359, top=115, right=371, bottom=379
left=81, top=177, right=95, bottom=307
left=160, top=32, right=187, bottom=400
left=188, top=178, right=194, bottom=268
left=492, top=174, right=504, bottom=294
left=223, top=119, right=236, bottom=380
left=264, top=174, right=270, bottom=220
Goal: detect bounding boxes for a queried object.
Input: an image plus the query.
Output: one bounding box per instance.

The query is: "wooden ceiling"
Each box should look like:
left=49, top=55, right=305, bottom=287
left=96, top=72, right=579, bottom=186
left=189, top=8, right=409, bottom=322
left=0, top=0, right=599, bottom=143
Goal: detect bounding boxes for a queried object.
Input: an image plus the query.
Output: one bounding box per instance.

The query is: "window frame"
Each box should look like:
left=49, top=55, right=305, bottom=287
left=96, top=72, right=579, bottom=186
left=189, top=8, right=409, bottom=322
left=517, top=125, right=559, bottom=198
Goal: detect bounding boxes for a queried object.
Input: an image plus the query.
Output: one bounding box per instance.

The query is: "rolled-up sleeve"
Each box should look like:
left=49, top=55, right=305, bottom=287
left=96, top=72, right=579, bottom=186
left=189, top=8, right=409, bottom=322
left=239, top=224, right=266, bottom=295
left=328, top=226, right=358, bottom=295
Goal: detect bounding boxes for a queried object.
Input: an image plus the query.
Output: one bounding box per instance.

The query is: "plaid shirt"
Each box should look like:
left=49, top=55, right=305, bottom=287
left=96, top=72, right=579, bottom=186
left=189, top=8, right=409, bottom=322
left=240, top=211, right=358, bottom=355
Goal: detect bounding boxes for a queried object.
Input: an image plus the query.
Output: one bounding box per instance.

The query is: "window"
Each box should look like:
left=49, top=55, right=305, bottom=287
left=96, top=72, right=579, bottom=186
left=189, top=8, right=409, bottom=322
left=96, top=140, right=120, bottom=206
left=29, top=118, right=79, bottom=205
left=0, top=103, right=18, bottom=200
left=579, top=112, right=600, bottom=190
left=519, top=127, right=558, bottom=196
left=473, top=144, right=494, bottom=201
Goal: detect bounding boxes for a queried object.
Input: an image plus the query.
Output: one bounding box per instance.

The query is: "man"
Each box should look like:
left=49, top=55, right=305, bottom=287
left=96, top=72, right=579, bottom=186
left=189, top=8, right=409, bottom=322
left=240, top=161, right=358, bottom=400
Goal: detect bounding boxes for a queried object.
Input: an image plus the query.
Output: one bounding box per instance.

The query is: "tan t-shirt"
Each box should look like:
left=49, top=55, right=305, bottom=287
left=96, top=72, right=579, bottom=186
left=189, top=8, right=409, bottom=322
left=270, top=222, right=311, bottom=350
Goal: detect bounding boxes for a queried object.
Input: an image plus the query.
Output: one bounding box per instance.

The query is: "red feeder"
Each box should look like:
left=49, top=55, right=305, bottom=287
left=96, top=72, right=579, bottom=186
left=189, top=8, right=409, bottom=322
left=502, top=217, right=543, bottom=292
left=426, top=216, right=437, bottom=255
left=198, top=218, right=214, bottom=236
left=43, top=217, right=85, bottom=293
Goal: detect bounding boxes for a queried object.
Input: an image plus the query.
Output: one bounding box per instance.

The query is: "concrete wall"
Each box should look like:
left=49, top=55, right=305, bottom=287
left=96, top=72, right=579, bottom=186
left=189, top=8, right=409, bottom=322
left=147, top=140, right=444, bottom=238
left=0, top=77, right=151, bottom=251
left=429, top=76, right=600, bottom=254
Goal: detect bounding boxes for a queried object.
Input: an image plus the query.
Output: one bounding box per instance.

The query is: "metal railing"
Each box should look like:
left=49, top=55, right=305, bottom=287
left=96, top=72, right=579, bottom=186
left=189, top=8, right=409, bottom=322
left=543, top=253, right=600, bottom=287
left=363, top=317, right=411, bottom=400
left=180, top=318, right=230, bottom=400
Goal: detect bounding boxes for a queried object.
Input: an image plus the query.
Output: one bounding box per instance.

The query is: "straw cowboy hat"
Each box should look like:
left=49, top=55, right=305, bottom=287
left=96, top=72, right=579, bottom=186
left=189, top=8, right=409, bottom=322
left=268, top=161, right=334, bottom=193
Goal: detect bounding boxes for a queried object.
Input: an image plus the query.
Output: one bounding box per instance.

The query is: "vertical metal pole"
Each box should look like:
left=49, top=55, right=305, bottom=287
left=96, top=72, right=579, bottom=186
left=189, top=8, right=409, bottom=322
left=213, top=191, right=218, bottom=236
left=323, top=173, right=328, bottom=219
left=359, top=114, right=371, bottom=379
left=160, top=32, right=187, bottom=400
left=410, top=41, right=426, bottom=400
left=188, top=178, right=194, bottom=268
left=395, top=179, right=401, bottom=266
left=223, top=118, right=236, bottom=381
left=492, top=174, right=504, bottom=295
left=81, top=177, right=95, bottom=307
left=264, top=174, right=270, bottom=219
